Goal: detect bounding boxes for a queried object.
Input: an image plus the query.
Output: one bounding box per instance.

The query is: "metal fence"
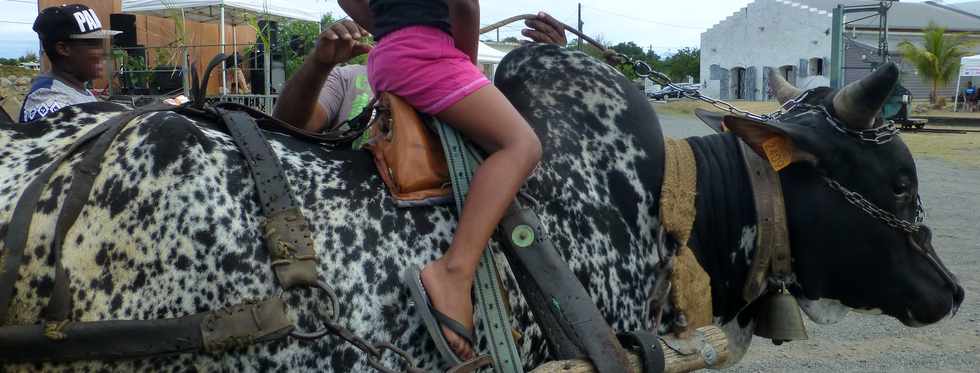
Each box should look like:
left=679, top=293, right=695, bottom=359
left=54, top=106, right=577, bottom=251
left=206, top=94, right=278, bottom=114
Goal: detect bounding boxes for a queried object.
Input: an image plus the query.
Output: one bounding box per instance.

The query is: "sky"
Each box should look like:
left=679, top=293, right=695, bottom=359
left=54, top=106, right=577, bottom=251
left=0, top=0, right=968, bottom=58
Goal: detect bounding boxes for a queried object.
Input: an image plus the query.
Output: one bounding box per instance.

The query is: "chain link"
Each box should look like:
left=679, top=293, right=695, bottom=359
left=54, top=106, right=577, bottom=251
left=284, top=282, right=423, bottom=373
left=621, top=54, right=901, bottom=145
left=621, top=53, right=920, bottom=233
left=825, top=178, right=922, bottom=233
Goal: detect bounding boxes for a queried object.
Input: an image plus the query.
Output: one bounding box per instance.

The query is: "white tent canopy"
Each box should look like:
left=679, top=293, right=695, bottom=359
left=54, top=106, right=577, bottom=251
left=954, top=55, right=980, bottom=111
left=122, top=0, right=320, bottom=24
left=477, top=41, right=507, bottom=65
left=122, top=0, right=322, bottom=95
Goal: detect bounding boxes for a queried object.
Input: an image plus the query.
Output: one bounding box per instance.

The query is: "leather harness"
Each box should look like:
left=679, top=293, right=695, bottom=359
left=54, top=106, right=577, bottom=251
left=738, top=141, right=794, bottom=304
left=0, top=102, right=421, bottom=372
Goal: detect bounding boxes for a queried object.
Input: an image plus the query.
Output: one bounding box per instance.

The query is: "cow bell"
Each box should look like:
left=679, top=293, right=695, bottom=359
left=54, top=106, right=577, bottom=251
left=753, top=285, right=808, bottom=345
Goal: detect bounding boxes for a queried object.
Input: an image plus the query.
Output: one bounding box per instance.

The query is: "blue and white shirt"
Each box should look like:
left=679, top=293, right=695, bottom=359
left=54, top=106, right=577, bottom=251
left=18, top=73, right=97, bottom=123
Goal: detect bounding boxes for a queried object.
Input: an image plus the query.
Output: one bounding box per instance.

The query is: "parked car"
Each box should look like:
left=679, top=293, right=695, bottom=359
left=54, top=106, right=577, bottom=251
left=648, top=83, right=700, bottom=100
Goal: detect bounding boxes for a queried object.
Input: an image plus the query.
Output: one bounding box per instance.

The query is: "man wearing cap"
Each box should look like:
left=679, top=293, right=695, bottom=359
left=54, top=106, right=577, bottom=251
left=19, top=4, right=120, bottom=123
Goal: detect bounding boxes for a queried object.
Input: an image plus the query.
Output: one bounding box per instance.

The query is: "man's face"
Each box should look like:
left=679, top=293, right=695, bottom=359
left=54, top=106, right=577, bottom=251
left=58, top=39, right=107, bottom=82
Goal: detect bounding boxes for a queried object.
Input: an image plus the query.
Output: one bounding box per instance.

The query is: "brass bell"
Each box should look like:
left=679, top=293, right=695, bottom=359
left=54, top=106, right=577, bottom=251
left=753, top=285, right=808, bottom=345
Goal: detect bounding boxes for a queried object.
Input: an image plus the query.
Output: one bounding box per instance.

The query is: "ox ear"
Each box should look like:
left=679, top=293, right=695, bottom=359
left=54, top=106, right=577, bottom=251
left=724, top=115, right=818, bottom=171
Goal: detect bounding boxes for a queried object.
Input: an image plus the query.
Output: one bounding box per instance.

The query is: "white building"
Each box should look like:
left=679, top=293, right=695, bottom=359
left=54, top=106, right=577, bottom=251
left=700, top=0, right=980, bottom=101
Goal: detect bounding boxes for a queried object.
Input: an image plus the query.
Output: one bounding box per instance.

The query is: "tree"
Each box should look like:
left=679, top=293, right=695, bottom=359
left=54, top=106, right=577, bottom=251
left=610, top=41, right=645, bottom=62
left=664, top=47, right=699, bottom=82
left=898, top=22, right=975, bottom=105
left=501, top=36, right=520, bottom=43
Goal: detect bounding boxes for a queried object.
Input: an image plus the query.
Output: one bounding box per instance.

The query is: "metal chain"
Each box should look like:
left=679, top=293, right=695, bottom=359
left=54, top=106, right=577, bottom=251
left=824, top=177, right=922, bottom=233
left=285, top=283, right=424, bottom=373
left=616, top=54, right=920, bottom=233
left=625, top=57, right=783, bottom=122
left=621, top=54, right=901, bottom=145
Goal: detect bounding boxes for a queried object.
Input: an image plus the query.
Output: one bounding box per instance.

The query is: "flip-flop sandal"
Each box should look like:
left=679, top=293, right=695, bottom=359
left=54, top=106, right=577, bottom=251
left=403, top=265, right=476, bottom=367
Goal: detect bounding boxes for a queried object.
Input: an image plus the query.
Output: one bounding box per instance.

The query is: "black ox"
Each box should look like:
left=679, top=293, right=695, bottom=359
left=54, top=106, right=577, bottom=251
left=0, top=45, right=963, bottom=371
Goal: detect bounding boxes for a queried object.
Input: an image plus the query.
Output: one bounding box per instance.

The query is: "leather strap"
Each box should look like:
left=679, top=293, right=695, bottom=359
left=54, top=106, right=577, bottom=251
left=0, top=103, right=174, bottom=326
left=214, top=101, right=376, bottom=147
left=618, top=331, right=666, bottom=373
left=0, top=297, right=292, bottom=363
left=434, top=117, right=525, bottom=373
left=739, top=141, right=793, bottom=303
left=0, top=105, right=313, bottom=363
left=498, top=204, right=633, bottom=372
left=45, top=105, right=172, bottom=321
left=217, top=109, right=319, bottom=289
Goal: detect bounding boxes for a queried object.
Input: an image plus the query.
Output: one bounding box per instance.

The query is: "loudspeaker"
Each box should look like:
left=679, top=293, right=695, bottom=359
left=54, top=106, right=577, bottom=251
left=110, top=13, right=137, bottom=47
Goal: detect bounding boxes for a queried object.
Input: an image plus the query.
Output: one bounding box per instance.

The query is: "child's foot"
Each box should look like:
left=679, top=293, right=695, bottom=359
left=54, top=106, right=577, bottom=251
left=420, top=260, right=476, bottom=360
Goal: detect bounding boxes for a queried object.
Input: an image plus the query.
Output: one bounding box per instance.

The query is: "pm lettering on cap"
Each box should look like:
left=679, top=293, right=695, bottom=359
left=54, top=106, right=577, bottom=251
left=72, top=8, right=101, bottom=32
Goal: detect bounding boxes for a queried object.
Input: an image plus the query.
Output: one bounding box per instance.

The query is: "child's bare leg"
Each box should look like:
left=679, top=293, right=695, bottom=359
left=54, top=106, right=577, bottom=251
left=420, top=84, right=541, bottom=359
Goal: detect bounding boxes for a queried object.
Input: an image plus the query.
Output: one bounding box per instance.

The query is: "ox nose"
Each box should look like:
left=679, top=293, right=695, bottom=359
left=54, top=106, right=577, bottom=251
left=951, top=283, right=965, bottom=316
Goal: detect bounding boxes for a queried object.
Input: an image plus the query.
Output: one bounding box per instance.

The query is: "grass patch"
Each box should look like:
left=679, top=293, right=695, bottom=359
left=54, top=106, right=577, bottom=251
left=0, top=66, right=37, bottom=78
left=901, top=132, right=980, bottom=168
left=652, top=100, right=781, bottom=116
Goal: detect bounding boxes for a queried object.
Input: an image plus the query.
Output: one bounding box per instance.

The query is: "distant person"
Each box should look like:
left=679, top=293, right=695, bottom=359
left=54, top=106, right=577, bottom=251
left=225, top=53, right=251, bottom=94
left=273, top=12, right=569, bottom=133
left=19, top=3, right=120, bottom=123
left=965, top=81, right=977, bottom=112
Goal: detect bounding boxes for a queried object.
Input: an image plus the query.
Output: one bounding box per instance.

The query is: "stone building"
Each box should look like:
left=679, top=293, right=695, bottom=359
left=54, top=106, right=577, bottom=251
left=700, top=0, right=980, bottom=101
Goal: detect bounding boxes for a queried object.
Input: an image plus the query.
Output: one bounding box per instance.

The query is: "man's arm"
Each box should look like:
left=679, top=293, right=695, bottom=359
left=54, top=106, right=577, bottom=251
left=447, top=0, right=480, bottom=64
left=521, top=12, right=568, bottom=45
left=273, top=20, right=371, bottom=132
left=338, top=0, right=375, bottom=34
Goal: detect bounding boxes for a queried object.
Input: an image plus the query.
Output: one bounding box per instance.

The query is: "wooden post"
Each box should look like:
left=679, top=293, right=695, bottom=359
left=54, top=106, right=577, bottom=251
left=529, top=326, right=730, bottom=373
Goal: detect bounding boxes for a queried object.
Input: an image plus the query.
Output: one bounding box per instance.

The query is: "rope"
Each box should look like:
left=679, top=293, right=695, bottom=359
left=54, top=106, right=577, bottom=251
left=660, top=138, right=713, bottom=338
left=479, top=14, right=610, bottom=55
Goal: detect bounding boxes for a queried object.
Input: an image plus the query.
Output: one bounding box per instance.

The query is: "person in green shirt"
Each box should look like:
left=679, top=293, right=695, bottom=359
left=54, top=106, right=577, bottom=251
left=273, top=12, right=569, bottom=132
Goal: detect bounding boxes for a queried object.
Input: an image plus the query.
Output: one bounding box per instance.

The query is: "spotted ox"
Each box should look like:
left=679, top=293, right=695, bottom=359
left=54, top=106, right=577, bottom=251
left=0, top=44, right=963, bottom=371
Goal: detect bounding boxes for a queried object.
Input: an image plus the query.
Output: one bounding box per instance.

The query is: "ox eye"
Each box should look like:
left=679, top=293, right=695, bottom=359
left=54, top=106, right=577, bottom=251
left=893, top=183, right=910, bottom=200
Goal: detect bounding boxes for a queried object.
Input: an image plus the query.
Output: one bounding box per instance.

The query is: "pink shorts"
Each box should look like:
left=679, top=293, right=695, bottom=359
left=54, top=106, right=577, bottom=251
left=367, top=26, right=491, bottom=115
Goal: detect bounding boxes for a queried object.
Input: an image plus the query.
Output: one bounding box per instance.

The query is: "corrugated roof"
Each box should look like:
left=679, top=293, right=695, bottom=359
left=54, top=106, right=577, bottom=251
left=772, top=0, right=980, bottom=32
left=948, top=1, right=980, bottom=17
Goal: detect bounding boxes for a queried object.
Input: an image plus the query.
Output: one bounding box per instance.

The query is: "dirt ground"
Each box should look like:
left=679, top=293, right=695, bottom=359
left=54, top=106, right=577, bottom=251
left=656, top=111, right=980, bottom=373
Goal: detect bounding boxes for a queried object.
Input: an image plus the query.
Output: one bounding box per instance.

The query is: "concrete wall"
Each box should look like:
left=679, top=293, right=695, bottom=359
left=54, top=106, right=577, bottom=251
left=701, top=0, right=833, bottom=100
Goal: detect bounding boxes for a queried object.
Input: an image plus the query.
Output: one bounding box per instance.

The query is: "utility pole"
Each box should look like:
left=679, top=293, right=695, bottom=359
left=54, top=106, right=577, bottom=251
left=497, top=28, right=500, bottom=42
left=577, top=3, right=583, bottom=50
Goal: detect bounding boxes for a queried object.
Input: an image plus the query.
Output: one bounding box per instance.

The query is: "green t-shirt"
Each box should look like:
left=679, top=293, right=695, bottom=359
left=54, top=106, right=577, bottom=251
left=317, top=64, right=374, bottom=131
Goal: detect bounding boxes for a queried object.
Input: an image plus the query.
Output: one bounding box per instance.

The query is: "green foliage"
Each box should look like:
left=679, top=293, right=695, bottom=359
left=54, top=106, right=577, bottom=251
left=154, top=1, right=187, bottom=67
left=117, top=52, right=150, bottom=88
left=664, top=47, right=699, bottom=82
left=0, top=53, right=39, bottom=66
left=278, top=20, right=320, bottom=77
left=898, top=22, right=975, bottom=103
left=604, top=41, right=698, bottom=83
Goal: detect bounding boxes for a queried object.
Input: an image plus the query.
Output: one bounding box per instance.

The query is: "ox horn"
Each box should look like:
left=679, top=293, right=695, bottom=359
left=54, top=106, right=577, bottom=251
left=832, top=62, right=900, bottom=130
left=769, top=69, right=803, bottom=105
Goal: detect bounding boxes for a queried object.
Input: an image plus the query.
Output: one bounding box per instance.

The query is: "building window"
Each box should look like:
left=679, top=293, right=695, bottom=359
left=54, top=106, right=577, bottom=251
left=809, top=57, right=824, bottom=76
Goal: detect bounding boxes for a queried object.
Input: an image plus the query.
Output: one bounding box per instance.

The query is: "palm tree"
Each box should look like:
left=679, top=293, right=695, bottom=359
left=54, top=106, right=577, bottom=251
left=898, top=22, right=975, bottom=105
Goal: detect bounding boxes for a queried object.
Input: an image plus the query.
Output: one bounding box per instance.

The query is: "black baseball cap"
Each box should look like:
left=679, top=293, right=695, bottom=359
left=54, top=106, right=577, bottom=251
left=33, top=4, right=121, bottom=42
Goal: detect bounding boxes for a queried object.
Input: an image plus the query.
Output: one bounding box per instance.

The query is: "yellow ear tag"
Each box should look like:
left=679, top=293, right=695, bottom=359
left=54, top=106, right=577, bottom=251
left=762, top=136, right=793, bottom=171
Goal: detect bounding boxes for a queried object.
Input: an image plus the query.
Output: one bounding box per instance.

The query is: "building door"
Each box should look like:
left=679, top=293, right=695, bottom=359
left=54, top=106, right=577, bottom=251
left=732, top=67, right=746, bottom=100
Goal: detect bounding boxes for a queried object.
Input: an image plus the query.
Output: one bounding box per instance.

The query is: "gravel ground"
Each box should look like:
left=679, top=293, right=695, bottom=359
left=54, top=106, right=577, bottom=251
left=656, top=111, right=980, bottom=373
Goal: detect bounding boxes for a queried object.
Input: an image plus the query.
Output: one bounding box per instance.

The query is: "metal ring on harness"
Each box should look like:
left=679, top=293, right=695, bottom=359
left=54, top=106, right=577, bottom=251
left=281, top=280, right=339, bottom=340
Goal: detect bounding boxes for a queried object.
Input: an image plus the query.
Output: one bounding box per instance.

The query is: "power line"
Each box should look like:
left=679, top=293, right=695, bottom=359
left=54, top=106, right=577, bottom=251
left=0, top=19, right=32, bottom=25
left=581, top=5, right=708, bottom=30
left=4, top=0, right=34, bottom=5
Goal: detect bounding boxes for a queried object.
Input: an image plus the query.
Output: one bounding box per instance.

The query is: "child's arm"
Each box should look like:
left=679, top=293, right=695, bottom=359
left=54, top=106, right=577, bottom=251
left=338, top=0, right=375, bottom=34
left=447, top=0, right=480, bottom=64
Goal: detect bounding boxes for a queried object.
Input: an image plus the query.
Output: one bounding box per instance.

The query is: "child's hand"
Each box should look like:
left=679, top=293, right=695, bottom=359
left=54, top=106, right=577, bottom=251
left=314, top=20, right=373, bottom=67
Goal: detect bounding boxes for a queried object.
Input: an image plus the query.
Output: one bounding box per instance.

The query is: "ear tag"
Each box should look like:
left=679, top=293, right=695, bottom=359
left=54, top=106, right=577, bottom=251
left=762, top=136, right=793, bottom=171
